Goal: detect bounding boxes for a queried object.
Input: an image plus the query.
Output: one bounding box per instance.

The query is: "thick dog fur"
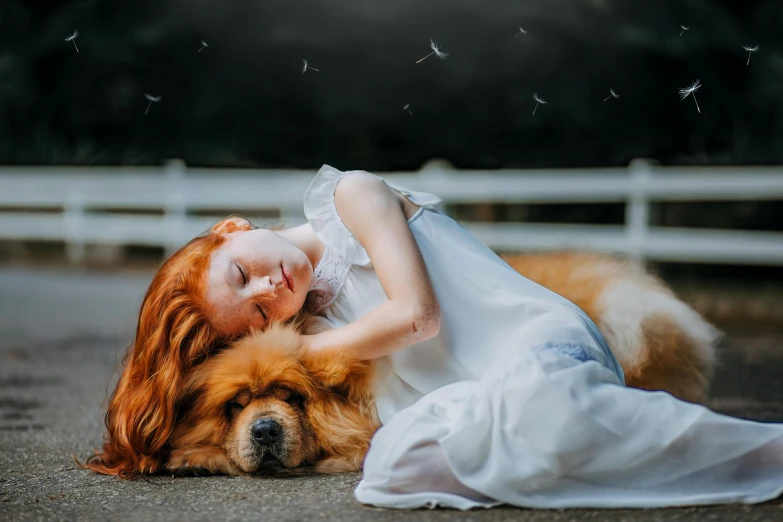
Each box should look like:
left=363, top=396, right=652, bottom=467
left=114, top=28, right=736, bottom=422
left=169, top=323, right=378, bottom=474
left=168, top=252, right=720, bottom=475
left=501, top=252, right=720, bottom=403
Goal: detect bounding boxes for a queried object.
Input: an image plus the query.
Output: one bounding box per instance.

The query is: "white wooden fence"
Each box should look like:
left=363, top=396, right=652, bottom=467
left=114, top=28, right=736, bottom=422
left=1, top=159, right=782, bottom=265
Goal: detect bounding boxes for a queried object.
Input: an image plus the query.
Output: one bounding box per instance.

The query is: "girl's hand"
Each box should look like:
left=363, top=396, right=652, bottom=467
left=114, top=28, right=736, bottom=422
left=298, top=316, right=334, bottom=355
left=298, top=330, right=372, bottom=389
left=298, top=333, right=320, bottom=355
left=300, top=332, right=344, bottom=361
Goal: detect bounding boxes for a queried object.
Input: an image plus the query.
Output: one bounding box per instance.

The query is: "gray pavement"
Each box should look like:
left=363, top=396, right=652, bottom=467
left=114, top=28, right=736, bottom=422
left=2, top=265, right=783, bottom=521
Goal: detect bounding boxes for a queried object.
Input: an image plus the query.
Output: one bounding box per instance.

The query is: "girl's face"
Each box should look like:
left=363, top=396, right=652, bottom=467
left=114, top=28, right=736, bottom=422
left=204, top=228, right=314, bottom=336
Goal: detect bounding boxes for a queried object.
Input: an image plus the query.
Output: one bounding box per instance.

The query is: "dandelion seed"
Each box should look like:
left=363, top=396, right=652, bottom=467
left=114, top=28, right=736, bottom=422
left=144, top=93, right=162, bottom=115
left=678, top=79, right=701, bottom=114
left=64, top=30, right=79, bottom=53
left=301, top=59, right=320, bottom=74
left=679, top=25, right=689, bottom=37
left=532, top=93, right=547, bottom=115
left=743, top=45, right=760, bottom=66
left=515, top=27, right=527, bottom=38
left=416, top=39, right=449, bottom=64
left=603, top=88, right=620, bottom=102
left=198, top=40, right=208, bottom=53
left=403, top=103, right=413, bottom=115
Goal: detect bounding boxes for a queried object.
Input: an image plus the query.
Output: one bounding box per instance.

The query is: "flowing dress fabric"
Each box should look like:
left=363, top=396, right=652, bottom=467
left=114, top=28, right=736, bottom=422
left=303, top=165, right=783, bottom=510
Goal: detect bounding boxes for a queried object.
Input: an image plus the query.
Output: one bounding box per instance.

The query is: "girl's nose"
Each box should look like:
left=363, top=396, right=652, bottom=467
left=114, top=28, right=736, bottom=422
left=254, top=276, right=277, bottom=299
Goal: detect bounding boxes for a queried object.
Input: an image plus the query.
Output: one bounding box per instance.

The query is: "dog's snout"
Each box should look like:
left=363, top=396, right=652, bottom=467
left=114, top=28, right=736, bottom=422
left=251, top=419, right=282, bottom=445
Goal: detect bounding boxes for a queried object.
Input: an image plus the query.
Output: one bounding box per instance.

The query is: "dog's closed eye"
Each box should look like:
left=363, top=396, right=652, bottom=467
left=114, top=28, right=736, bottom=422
left=285, top=393, right=305, bottom=408
left=278, top=387, right=305, bottom=409
left=225, top=391, right=250, bottom=417
left=225, top=400, right=245, bottom=417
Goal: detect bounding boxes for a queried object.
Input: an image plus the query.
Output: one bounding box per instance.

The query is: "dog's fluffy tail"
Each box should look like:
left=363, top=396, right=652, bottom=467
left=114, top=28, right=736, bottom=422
left=597, top=271, right=721, bottom=403
left=503, top=252, right=721, bottom=403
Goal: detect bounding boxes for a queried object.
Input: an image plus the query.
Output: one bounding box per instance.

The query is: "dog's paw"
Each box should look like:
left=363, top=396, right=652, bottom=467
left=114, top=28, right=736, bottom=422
left=167, top=447, right=242, bottom=476
left=314, top=456, right=362, bottom=474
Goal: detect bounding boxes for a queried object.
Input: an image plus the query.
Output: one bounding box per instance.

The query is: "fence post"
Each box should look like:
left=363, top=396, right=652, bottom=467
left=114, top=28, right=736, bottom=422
left=626, top=159, right=652, bottom=269
left=418, top=159, right=452, bottom=214
left=164, top=159, right=188, bottom=257
left=64, top=191, right=85, bottom=264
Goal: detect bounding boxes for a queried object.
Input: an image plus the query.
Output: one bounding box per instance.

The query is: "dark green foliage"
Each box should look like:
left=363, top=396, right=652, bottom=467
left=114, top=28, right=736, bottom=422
left=0, top=0, right=780, bottom=169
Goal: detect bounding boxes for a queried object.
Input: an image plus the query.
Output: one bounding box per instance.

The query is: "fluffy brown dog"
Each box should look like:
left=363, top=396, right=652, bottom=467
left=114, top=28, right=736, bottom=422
left=168, top=252, right=720, bottom=475
left=168, top=323, right=377, bottom=474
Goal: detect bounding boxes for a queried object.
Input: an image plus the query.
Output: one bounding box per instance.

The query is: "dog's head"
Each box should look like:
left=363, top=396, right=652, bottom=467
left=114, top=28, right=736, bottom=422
left=169, top=323, right=377, bottom=475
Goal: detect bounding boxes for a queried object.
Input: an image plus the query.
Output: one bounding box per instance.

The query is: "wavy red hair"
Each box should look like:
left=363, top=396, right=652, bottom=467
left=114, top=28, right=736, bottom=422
left=83, top=216, right=255, bottom=477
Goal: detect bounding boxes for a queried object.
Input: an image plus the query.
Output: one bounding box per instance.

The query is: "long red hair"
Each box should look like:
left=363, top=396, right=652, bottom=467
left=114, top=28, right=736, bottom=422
left=84, top=216, right=253, bottom=477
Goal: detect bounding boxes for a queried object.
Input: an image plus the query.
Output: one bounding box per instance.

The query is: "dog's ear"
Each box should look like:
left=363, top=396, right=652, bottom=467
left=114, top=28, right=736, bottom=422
left=297, top=316, right=362, bottom=387
left=300, top=348, right=369, bottom=389
left=299, top=349, right=376, bottom=415
left=297, top=316, right=374, bottom=399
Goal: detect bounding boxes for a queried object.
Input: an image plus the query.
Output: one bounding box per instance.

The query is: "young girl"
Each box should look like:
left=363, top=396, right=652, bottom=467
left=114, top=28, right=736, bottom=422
left=88, top=165, right=783, bottom=509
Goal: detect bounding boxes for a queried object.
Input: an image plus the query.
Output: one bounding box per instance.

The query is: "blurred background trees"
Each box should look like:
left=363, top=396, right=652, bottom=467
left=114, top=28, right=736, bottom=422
left=1, top=0, right=781, bottom=169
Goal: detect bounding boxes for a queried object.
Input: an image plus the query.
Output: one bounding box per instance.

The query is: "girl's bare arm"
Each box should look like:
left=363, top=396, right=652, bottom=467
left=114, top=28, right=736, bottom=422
left=303, top=173, right=441, bottom=361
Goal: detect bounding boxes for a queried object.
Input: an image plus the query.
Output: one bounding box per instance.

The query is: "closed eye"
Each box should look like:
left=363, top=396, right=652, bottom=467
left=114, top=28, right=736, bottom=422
left=235, top=263, right=247, bottom=285
left=286, top=394, right=305, bottom=408
left=255, top=303, right=268, bottom=321
left=281, top=389, right=305, bottom=408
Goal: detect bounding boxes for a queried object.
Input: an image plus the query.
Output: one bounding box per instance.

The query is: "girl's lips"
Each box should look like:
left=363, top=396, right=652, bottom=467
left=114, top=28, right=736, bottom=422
left=282, top=266, right=294, bottom=292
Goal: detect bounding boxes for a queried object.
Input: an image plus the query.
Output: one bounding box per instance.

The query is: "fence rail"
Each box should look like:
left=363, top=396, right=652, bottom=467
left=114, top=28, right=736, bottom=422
left=1, top=159, right=782, bottom=265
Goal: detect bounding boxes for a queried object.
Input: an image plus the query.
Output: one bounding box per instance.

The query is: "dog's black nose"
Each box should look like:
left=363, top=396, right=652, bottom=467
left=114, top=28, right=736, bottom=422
left=251, top=419, right=282, bottom=445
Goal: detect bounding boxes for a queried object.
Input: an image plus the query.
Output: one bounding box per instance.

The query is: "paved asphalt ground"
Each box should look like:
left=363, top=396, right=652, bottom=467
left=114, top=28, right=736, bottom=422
left=2, top=265, right=783, bottom=521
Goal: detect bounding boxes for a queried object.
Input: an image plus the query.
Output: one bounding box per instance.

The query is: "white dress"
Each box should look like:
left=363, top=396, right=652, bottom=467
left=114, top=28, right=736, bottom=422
left=303, top=165, right=783, bottom=510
